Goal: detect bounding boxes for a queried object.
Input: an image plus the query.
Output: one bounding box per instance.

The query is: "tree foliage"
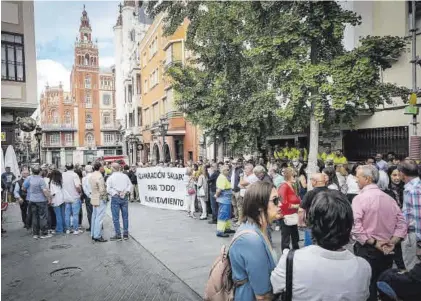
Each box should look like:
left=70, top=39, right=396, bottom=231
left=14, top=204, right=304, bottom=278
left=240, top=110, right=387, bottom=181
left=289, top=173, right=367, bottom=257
left=146, top=1, right=409, bottom=153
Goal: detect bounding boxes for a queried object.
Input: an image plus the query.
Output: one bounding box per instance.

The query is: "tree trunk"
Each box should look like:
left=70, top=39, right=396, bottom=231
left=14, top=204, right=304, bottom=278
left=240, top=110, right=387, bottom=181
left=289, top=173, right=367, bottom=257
left=307, top=110, right=319, bottom=191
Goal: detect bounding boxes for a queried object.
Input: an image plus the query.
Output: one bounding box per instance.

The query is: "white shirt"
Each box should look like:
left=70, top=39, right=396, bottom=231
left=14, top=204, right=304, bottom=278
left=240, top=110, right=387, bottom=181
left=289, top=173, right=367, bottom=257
left=82, top=173, right=92, bottom=198
left=240, top=173, right=259, bottom=197
left=271, top=245, right=371, bottom=301
left=50, top=182, right=64, bottom=207
left=62, top=170, right=81, bottom=202
left=230, top=169, right=236, bottom=187
left=106, top=172, right=133, bottom=197
left=346, top=175, right=360, bottom=195
left=328, top=183, right=339, bottom=190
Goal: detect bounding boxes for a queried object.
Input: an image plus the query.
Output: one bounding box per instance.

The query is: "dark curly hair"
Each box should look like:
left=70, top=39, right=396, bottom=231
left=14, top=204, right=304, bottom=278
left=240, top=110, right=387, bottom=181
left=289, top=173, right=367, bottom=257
left=307, top=190, right=353, bottom=251
left=242, top=181, right=275, bottom=228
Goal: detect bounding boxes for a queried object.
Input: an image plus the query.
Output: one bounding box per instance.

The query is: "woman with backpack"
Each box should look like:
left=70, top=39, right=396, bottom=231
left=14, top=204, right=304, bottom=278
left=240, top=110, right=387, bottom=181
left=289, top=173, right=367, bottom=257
left=228, top=181, right=281, bottom=300
left=49, top=170, right=65, bottom=234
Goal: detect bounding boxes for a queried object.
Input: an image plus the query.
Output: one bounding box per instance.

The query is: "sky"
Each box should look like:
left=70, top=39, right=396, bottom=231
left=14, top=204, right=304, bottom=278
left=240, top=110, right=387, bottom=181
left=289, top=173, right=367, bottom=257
left=35, top=0, right=118, bottom=98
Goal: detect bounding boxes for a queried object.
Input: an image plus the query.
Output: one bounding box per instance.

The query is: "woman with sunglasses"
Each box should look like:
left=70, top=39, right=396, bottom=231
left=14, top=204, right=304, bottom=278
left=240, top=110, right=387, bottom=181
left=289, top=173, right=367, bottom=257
left=229, top=181, right=282, bottom=301
left=278, top=167, right=301, bottom=252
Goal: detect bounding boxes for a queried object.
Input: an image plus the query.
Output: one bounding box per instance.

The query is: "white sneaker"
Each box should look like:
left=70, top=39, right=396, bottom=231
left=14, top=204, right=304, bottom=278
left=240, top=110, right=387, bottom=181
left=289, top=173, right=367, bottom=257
left=73, top=229, right=84, bottom=235
left=33, top=235, right=39, bottom=239
left=66, top=230, right=71, bottom=234
left=40, top=234, right=53, bottom=239
left=275, top=226, right=280, bottom=231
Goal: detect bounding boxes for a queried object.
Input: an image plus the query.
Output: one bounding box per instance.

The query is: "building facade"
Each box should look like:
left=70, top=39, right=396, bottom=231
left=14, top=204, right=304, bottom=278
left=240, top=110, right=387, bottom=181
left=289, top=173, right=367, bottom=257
left=113, top=1, right=152, bottom=164
left=1, top=0, right=37, bottom=151
left=338, top=1, right=420, bottom=161
left=138, top=14, right=202, bottom=165
left=39, top=6, right=121, bottom=166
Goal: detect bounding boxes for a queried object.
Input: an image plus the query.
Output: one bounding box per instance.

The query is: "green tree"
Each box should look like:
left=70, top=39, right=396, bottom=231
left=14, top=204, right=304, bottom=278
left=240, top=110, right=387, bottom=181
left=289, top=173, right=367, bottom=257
left=147, top=1, right=409, bottom=171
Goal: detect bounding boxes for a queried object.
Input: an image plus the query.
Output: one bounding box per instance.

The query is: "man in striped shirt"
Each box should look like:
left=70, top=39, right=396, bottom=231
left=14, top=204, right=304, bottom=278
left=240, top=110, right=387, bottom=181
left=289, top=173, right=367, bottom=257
left=399, top=160, right=421, bottom=270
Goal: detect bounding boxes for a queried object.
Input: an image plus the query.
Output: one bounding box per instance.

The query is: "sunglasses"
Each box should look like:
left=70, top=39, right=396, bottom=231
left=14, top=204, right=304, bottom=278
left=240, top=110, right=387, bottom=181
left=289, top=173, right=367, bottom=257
left=270, top=196, right=280, bottom=206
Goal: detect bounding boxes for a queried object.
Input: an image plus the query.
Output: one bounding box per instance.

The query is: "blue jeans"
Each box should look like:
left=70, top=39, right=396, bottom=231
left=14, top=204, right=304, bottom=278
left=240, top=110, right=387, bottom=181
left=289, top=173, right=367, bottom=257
left=304, top=228, right=312, bottom=246
left=210, top=190, right=217, bottom=221
left=111, top=196, right=129, bottom=236
left=91, top=200, right=107, bottom=239
left=54, top=203, right=66, bottom=233
left=65, top=200, right=81, bottom=231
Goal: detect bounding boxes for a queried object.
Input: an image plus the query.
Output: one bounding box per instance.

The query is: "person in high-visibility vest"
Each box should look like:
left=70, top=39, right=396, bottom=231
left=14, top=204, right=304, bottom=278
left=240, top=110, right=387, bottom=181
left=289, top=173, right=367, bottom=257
left=273, top=145, right=283, bottom=160
left=293, top=141, right=308, bottom=161
left=333, top=149, right=348, bottom=165
left=282, top=141, right=294, bottom=160
left=321, top=145, right=335, bottom=163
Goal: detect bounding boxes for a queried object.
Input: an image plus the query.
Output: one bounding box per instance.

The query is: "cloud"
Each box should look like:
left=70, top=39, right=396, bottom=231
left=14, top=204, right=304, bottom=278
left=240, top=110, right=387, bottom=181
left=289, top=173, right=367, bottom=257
left=99, top=56, right=115, bottom=68
left=36, top=59, right=71, bottom=98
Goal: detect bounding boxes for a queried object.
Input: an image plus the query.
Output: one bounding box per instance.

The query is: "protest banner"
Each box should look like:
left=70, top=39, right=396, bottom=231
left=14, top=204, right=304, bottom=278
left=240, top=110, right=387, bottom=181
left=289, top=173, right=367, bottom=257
left=136, top=167, right=187, bottom=211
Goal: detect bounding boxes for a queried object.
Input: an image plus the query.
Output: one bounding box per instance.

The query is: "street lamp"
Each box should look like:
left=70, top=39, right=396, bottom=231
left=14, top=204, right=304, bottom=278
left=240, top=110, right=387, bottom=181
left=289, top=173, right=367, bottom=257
left=159, top=116, right=169, bottom=163
left=128, top=133, right=136, bottom=165
left=34, top=126, right=42, bottom=164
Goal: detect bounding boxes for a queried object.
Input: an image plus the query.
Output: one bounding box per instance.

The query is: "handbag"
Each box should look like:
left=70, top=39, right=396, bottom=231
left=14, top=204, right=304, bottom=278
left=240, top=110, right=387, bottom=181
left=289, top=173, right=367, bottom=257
left=188, top=188, right=196, bottom=195
left=284, top=213, right=299, bottom=226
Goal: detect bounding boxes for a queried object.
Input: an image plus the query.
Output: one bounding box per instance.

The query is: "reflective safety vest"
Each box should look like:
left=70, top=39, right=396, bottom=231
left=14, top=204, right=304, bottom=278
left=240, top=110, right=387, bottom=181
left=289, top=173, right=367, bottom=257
left=334, top=155, right=348, bottom=164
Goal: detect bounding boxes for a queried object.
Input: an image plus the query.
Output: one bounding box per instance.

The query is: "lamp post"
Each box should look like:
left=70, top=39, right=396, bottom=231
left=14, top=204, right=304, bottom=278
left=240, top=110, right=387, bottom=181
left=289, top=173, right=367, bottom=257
left=159, top=116, right=169, bottom=163
left=128, top=133, right=136, bottom=165
left=34, top=126, right=43, bottom=164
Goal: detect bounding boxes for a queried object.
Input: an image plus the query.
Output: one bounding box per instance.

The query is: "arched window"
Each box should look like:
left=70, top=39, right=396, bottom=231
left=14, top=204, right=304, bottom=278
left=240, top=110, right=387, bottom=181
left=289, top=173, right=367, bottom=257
left=86, top=113, right=92, bottom=123
left=83, top=33, right=89, bottom=41
left=50, top=109, right=59, bottom=124
left=64, top=111, right=71, bottom=124
left=85, top=133, right=94, bottom=146
left=84, top=54, right=90, bottom=65
left=85, top=91, right=91, bottom=105
left=85, top=75, right=91, bottom=88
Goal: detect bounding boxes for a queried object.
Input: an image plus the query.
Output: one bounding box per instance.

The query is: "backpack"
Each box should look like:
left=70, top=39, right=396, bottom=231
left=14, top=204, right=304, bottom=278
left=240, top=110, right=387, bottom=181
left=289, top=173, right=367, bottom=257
left=204, top=230, right=257, bottom=301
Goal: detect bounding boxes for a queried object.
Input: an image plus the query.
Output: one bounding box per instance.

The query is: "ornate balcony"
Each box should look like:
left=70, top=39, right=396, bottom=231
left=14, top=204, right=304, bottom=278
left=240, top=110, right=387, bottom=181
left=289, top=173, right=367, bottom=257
left=100, top=122, right=121, bottom=132
left=42, top=124, right=77, bottom=132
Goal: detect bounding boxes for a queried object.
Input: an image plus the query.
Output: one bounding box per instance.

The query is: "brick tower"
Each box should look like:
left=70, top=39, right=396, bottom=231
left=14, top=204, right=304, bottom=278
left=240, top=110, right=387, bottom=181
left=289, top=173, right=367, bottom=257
left=70, top=5, right=100, bottom=161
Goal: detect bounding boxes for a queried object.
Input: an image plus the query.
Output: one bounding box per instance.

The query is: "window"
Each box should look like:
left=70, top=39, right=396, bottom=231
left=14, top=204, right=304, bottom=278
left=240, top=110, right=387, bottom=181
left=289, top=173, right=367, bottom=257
left=1, top=32, right=25, bottom=82
left=85, top=133, right=94, bottom=146
left=143, top=52, right=147, bottom=67
left=103, top=112, right=111, bottom=125
left=65, top=133, right=73, bottom=143
left=104, top=133, right=114, bottom=144
left=165, top=45, right=173, bottom=66
left=50, top=110, right=59, bottom=124
left=64, top=111, right=71, bottom=124
left=149, top=36, right=158, bottom=58
left=144, top=108, right=149, bottom=125
left=128, top=84, right=132, bottom=103
left=153, top=103, right=159, bottom=122
left=85, top=75, right=91, bottom=88
left=84, top=54, right=90, bottom=66
left=144, top=79, right=148, bottom=93
left=129, top=29, right=136, bottom=42
left=162, top=98, right=167, bottom=116
left=138, top=108, right=142, bottom=126
left=50, top=134, right=60, bottom=145
left=103, top=94, right=111, bottom=106
left=85, top=92, right=91, bottom=105
left=86, top=113, right=92, bottom=123
left=104, top=149, right=115, bottom=155
left=136, top=74, right=141, bottom=94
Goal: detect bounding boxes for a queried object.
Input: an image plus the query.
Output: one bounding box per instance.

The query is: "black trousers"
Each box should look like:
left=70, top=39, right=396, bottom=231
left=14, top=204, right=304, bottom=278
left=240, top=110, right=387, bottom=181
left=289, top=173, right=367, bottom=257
left=393, top=242, right=406, bottom=271
left=378, top=265, right=421, bottom=301
left=47, top=205, right=56, bottom=230
left=280, top=219, right=300, bottom=252
left=26, top=202, right=33, bottom=229
left=31, top=201, right=48, bottom=236
left=354, top=242, right=394, bottom=301
left=85, top=197, right=93, bottom=228
left=20, top=200, right=28, bottom=225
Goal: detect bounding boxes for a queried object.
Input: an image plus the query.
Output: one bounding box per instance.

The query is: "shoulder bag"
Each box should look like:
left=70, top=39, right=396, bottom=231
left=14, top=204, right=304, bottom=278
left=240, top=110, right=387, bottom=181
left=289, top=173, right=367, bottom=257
left=275, top=249, right=295, bottom=301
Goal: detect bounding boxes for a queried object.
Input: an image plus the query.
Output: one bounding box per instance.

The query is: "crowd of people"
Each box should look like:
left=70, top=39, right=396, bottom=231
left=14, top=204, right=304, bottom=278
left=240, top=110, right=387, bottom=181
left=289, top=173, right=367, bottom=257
left=2, top=160, right=134, bottom=243
left=2, top=143, right=420, bottom=300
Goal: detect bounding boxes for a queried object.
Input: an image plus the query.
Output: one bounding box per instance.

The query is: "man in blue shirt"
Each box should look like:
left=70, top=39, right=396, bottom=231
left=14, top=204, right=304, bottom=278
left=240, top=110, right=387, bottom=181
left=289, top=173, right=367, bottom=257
left=23, top=166, right=52, bottom=239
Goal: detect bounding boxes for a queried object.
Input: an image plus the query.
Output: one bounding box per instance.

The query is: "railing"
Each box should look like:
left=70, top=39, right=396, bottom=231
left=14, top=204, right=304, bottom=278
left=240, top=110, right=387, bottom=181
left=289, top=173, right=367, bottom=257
left=101, top=123, right=120, bottom=131
left=164, top=59, right=182, bottom=70
left=42, top=124, right=77, bottom=132
left=64, top=141, right=74, bottom=147
left=86, top=123, right=94, bottom=130
left=166, top=111, right=183, bottom=119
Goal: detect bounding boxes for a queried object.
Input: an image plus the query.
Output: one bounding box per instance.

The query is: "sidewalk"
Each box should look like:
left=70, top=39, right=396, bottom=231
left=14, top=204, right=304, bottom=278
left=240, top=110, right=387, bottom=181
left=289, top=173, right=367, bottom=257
left=1, top=203, right=201, bottom=301
left=113, top=202, right=304, bottom=296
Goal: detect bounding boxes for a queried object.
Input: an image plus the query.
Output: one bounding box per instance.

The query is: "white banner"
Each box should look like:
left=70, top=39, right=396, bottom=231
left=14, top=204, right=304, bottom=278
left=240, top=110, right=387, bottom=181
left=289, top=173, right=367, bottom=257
left=136, top=167, right=187, bottom=211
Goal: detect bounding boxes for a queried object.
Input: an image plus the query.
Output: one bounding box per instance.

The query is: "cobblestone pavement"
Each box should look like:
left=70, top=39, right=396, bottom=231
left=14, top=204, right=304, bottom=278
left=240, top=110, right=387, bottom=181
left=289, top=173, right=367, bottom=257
left=1, top=204, right=201, bottom=301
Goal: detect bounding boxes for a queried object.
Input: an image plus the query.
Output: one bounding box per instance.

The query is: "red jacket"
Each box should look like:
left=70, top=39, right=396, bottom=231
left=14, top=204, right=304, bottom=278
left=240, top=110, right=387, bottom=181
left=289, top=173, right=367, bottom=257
left=278, top=182, right=301, bottom=216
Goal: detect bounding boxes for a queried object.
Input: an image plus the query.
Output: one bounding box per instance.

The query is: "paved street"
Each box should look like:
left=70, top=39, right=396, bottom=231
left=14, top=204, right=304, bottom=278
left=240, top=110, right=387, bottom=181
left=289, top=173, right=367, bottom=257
left=1, top=203, right=201, bottom=301
left=114, top=202, right=303, bottom=296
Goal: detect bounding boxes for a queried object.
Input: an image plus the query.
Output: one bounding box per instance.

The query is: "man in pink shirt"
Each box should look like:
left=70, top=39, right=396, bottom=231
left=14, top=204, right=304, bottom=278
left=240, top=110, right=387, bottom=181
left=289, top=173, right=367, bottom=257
left=352, top=165, right=407, bottom=301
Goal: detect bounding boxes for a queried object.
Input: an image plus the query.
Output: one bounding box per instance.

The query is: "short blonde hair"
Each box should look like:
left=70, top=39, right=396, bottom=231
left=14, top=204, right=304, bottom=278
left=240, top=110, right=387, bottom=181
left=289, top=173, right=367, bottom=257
left=283, top=167, right=295, bottom=181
